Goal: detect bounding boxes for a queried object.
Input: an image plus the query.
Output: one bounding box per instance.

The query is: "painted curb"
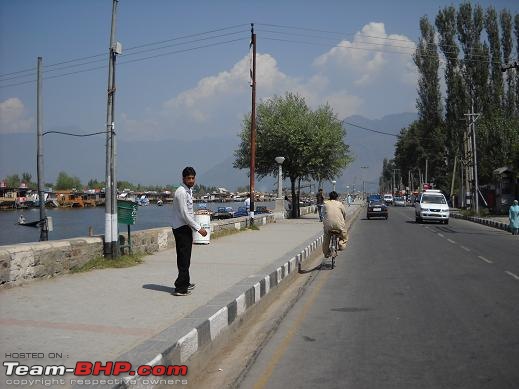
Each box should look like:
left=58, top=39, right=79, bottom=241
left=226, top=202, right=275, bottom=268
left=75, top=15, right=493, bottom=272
left=451, top=212, right=510, bottom=233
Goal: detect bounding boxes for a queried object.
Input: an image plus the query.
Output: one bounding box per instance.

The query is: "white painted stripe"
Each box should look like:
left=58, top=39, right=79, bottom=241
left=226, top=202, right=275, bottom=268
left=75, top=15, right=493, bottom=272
left=234, top=222, right=241, bottom=230
left=264, top=275, right=270, bottom=295
left=438, top=233, right=445, bottom=238
left=209, top=306, right=228, bottom=341
left=447, top=239, right=456, bottom=244
left=505, top=271, right=519, bottom=280
left=177, top=328, right=198, bottom=363
left=461, top=246, right=471, bottom=252
left=289, top=257, right=296, bottom=273
left=277, top=267, right=282, bottom=282
left=111, top=214, right=118, bottom=243
left=104, top=213, right=112, bottom=242
left=283, top=263, right=289, bottom=278
left=478, top=255, right=493, bottom=264
left=236, top=294, right=246, bottom=317
left=254, top=282, right=261, bottom=303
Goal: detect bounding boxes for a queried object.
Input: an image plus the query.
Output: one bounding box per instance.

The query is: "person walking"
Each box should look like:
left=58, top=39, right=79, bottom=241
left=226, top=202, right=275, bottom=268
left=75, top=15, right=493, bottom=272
left=509, top=199, right=519, bottom=235
left=171, top=167, right=207, bottom=296
left=347, top=194, right=352, bottom=207
left=316, top=188, right=325, bottom=222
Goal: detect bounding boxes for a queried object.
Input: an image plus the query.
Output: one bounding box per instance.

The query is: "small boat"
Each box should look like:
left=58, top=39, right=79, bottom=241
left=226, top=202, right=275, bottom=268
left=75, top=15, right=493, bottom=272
left=18, top=219, right=43, bottom=228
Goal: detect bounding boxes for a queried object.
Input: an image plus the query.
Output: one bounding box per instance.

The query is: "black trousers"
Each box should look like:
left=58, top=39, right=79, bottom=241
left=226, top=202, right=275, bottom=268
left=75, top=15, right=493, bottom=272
left=172, top=225, right=193, bottom=292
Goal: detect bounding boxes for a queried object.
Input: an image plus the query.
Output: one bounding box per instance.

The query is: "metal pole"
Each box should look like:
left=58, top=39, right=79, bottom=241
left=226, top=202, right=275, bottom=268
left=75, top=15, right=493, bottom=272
left=472, top=103, right=479, bottom=215
left=37, top=57, right=48, bottom=241
left=104, top=0, right=119, bottom=258
left=249, top=24, right=256, bottom=224
left=278, top=163, right=282, bottom=198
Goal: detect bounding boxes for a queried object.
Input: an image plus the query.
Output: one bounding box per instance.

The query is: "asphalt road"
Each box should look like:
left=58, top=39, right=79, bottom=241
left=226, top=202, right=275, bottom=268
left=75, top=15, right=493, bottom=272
left=238, top=206, right=519, bottom=389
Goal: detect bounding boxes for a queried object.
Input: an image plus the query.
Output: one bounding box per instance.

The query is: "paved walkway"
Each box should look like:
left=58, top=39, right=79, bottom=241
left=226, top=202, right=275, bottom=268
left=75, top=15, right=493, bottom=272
left=0, top=204, right=361, bottom=388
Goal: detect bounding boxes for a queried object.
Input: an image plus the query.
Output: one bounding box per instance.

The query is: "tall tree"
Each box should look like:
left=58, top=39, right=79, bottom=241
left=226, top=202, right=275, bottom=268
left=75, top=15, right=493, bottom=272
left=514, top=13, right=519, bottom=114
left=234, top=93, right=352, bottom=218
left=500, top=9, right=515, bottom=116
left=55, top=172, right=81, bottom=190
left=485, top=7, right=504, bottom=115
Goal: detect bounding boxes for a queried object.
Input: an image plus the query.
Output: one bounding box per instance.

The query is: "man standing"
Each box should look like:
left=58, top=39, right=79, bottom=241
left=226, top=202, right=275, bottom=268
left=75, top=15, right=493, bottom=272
left=509, top=199, right=519, bottom=235
left=171, top=167, right=207, bottom=296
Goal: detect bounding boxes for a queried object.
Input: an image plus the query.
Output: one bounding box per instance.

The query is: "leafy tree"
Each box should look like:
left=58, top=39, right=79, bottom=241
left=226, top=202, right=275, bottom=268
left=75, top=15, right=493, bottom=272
left=5, top=174, right=21, bottom=188
left=87, top=179, right=104, bottom=189
left=485, top=7, right=504, bottom=115
left=234, top=92, right=352, bottom=218
left=55, top=171, right=81, bottom=190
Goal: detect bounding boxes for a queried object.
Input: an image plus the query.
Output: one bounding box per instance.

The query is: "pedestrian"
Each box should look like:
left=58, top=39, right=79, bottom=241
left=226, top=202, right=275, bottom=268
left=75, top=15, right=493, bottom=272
left=171, top=167, right=207, bottom=296
left=244, top=193, right=251, bottom=212
left=509, top=199, right=519, bottom=236
left=347, top=194, right=352, bottom=207
left=316, top=188, right=324, bottom=222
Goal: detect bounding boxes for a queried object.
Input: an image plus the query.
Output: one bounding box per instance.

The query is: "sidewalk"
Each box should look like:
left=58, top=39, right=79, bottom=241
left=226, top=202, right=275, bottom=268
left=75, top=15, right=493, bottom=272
left=450, top=211, right=511, bottom=232
left=0, top=205, right=360, bottom=388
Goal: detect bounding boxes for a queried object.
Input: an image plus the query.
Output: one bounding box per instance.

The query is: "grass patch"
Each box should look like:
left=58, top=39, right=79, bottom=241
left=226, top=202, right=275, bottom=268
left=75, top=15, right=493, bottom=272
left=71, top=253, right=145, bottom=273
left=248, top=223, right=260, bottom=230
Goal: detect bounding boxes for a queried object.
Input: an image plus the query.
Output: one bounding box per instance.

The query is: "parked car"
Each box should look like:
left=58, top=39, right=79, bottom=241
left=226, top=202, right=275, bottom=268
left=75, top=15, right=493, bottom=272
left=383, top=193, right=394, bottom=205
left=212, top=206, right=234, bottom=220
left=367, top=198, right=388, bottom=220
left=415, top=189, right=449, bottom=224
left=233, top=206, right=248, bottom=218
left=393, top=196, right=406, bottom=207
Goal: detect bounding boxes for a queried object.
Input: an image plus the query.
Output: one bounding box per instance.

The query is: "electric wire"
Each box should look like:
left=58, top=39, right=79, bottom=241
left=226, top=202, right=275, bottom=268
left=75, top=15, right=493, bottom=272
left=42, top=130, right=106, bottom=137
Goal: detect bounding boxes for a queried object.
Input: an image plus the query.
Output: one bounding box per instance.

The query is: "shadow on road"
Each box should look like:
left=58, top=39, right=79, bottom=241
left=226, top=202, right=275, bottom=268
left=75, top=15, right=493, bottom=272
left=142, top=284, right=175, bottom=294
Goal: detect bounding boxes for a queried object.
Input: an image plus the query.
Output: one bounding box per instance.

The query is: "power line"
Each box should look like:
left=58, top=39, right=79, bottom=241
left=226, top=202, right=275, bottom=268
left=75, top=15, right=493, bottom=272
left=42, top=130, right=106, bottom=137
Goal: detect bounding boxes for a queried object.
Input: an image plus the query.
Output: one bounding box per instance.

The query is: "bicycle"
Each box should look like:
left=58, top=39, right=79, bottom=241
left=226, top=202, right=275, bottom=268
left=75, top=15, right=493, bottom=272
left=328, top=230, right=341, bottom=269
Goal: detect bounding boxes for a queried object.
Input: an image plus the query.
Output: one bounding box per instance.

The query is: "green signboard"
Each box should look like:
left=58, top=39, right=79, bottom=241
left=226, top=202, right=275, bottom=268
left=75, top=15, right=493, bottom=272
left=117, top=200, right=138, bottom=225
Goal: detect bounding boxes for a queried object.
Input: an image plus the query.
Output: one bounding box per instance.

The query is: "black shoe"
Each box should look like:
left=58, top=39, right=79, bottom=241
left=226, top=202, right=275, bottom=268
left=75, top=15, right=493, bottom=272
left=173, top=290, right=191, bottom=296
left=188, top=283, right=196, bottom=290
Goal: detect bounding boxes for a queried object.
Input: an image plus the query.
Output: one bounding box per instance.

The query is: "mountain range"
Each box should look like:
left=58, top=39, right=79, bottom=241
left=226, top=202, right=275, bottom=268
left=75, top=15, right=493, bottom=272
left=0, top=112, right=417, bottom=193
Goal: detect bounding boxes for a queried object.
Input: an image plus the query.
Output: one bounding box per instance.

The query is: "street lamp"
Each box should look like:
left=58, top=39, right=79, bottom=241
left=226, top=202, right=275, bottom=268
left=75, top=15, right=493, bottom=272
left=332, top=180, right=336, bottom=192
left=275, top=156, right=285, bottom=198
left=274, top=157, right=286, bottom=218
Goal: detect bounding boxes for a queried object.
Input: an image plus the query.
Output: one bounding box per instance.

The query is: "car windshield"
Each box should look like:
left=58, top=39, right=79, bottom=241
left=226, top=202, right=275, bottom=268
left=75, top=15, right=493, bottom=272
left=368, top=195, right=381, bottom=202
left=422, top=194, right=446, bottom=204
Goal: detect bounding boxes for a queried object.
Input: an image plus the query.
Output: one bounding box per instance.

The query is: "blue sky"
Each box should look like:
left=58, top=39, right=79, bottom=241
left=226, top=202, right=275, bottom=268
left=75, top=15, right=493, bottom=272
left=1, top=0, right=517, bottom=185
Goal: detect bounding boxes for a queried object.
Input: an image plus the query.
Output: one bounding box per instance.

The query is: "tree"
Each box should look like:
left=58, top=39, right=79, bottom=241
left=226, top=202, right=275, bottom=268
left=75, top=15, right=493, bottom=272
left=55, top=172, right=81, bottom=190
left=234, top=92, right=352, bottom=218
left=5, top=174, right=21, bottom=188
left=485, top=7, right=504, bottom=115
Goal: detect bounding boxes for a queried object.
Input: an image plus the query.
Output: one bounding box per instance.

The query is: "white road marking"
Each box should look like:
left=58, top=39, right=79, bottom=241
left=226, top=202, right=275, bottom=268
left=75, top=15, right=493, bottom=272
left=478, top=256, right=493, bottom=264
left=447, top=239, right=456, bottom=244
left=505, top=271, right=519, bottom=281
left=438, top=233, right=445, bottom=238
left=460, top=246, right=471, bottom=252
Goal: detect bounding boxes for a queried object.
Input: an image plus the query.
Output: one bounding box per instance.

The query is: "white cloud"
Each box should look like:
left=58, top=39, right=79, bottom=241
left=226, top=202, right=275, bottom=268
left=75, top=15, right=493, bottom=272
left=0, top=98, right=33, bottom=134
left=119, top=22, right=418, bottom=140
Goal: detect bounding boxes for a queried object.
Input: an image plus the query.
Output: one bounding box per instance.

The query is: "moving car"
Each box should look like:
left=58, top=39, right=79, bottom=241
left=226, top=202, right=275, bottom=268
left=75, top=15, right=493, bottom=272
left=415, top=189, right=450, bottom=224
left=383, top=194, right=394, bottom=205
left=394, top=196, right=406, bottom=207
left=367, top=198, right=388, bottom=220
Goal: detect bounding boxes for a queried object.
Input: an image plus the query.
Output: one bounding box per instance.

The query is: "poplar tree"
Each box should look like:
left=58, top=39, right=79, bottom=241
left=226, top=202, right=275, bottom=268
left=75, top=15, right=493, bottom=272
left=500, top=9, right=514, bottom=116
left=485, top=7, right=504, bottom=115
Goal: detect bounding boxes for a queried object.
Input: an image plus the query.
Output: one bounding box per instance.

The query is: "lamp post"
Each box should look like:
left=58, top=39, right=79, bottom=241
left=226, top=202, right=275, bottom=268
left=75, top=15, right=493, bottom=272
left=274, top=156, right=285, bottom=218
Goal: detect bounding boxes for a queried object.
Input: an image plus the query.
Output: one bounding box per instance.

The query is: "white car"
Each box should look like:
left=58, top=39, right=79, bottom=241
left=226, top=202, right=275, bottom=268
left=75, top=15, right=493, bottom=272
left=383, top=194, right=394, bottom=205
left=394, top=196, right=406, bottom=207
left=415, top=190, right=450, bottom=224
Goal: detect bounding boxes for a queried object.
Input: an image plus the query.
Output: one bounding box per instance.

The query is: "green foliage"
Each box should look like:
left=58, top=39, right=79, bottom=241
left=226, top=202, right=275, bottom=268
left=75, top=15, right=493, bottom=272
left=5, top=174, right=21, bottom=188
left=193, top=184, right=218, bottom=195
left=55, top=171, right=82, bottom=190
left=234, top=92, right=352, bottom=217
left=71, top=253, right=145, bottom=273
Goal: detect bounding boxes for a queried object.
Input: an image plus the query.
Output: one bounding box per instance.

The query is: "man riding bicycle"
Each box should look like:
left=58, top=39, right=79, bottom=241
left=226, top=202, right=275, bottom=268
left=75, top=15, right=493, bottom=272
left=322, top=191, right=347, bottom=257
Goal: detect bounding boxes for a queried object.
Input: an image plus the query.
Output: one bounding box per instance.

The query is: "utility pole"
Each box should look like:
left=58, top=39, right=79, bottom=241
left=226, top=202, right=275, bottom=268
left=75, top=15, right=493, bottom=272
left=425, top=159, right=428, bottom=185
left=104, top=0, right=121, bottom=258
left=37, top=57, right=48, bottom=241
left=249, top=23, right=257, bottom=223
left=465, top=100, right=481, bottom=215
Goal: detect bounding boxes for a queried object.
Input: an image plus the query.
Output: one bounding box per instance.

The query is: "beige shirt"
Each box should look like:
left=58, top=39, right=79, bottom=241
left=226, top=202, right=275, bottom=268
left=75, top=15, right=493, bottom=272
left=323, top=200, right=346, bottom=231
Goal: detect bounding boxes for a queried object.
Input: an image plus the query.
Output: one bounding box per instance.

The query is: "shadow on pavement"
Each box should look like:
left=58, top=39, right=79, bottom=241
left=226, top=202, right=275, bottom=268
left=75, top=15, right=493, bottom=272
left=142, top=284, right=175, bottom=294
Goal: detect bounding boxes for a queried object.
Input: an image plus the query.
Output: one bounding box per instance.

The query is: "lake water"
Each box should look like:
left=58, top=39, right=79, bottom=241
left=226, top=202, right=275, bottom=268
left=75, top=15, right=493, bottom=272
left=0, top=202, right=275, bottom=246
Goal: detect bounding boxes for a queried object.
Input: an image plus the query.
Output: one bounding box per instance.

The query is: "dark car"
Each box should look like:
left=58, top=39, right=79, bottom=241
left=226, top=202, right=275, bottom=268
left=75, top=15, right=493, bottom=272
left=367, top=199, right=388, bottom=220
left=367, top=194, right=382, bottom=203
left=233, top=206, right=248, bottom=217
left=212, top=206, right=234, bottom=220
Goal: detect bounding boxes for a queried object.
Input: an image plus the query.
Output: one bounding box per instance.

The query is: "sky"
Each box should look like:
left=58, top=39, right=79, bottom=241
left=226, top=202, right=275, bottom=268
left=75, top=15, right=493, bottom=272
left=0, top=0, right=517, bottom=187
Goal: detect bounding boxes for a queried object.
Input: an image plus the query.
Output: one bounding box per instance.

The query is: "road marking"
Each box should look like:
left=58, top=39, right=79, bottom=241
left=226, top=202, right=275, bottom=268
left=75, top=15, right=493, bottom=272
left=252, top=264, right=332, bottom=389
left=478, top=256, right=493, bottom=264
left=437, top=233, right=445, bottom=238
left=505, top=271, right=519, bottom=281
left=447, top=239, right=456, bottom=244
left=460, top=246, right=471, bottom=252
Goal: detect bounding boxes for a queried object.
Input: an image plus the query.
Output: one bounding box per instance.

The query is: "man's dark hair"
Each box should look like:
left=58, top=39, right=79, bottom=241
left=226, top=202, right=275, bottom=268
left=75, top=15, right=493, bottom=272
left=329, top=191, right=339, bottom=200
left=182, top=166, right=196, bottom=177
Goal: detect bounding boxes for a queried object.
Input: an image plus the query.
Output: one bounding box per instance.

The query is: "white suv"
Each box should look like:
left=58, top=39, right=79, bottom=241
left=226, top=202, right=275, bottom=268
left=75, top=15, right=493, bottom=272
left=415, top=190, right=450, bottom=224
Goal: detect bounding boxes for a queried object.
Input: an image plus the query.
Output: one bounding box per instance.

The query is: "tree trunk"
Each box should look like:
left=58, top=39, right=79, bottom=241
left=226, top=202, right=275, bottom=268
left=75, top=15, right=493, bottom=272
left=290, top=176, right=297, bottom=218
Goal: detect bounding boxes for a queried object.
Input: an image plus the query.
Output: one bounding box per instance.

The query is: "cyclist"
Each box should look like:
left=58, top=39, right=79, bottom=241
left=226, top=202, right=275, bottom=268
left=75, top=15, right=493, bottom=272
left=322, top=191, right=347, bottom=257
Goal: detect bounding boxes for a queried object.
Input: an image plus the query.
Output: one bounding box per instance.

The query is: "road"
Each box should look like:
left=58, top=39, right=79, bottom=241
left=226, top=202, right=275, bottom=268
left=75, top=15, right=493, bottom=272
left=237, top=206, right=519, bottom=389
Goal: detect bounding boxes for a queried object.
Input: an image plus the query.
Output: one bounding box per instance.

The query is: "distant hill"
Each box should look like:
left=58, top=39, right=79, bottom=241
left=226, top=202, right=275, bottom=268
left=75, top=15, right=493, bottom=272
left=0, top=112, right=417, bottom=192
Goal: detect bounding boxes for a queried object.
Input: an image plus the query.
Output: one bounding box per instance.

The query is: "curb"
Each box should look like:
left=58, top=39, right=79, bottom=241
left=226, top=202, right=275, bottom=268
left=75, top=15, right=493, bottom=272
left=100, top=206, right=363, bottom=389
left=451, top=212, right=510, bottom=233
